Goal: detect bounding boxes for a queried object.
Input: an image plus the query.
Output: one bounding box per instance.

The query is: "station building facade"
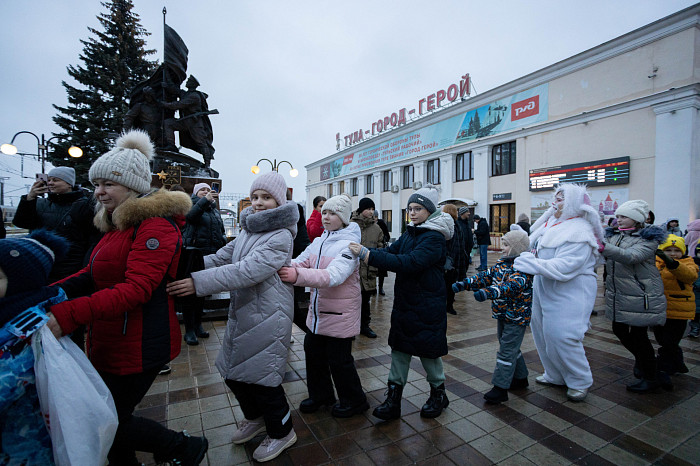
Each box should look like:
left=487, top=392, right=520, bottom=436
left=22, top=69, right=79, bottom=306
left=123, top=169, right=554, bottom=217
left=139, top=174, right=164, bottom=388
left=305, top=6, right=700, bottom=238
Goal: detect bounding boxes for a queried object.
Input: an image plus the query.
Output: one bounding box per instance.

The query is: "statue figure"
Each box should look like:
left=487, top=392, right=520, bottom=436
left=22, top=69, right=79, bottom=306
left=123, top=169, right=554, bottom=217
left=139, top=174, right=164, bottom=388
left=123, top=86, right=163, bottom=146
left=160, top=75, right=217, bottom=167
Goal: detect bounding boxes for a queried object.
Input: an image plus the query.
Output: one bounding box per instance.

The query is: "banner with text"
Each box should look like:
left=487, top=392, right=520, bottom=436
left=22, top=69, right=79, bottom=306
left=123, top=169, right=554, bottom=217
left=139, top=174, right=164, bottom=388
left=320, top=83, right=548, bottom=181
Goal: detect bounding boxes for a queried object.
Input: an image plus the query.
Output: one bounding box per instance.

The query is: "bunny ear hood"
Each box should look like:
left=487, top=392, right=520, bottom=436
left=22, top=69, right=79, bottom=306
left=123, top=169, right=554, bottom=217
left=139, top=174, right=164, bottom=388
left=529, top=183, right=604, bottom=252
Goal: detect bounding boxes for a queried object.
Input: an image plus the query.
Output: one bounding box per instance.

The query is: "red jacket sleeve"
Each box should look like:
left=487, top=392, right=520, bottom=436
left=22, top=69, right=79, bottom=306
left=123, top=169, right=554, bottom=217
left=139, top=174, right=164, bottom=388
left=50, top=218, right=180, bottom=334
left=307, top=210, right=324, bottom=241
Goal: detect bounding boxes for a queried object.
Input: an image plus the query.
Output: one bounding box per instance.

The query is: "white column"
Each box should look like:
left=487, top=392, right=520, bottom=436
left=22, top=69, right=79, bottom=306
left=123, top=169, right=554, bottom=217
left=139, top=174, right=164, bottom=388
left=415, top=160, right=427, bottom=187
left=373, top=173, right=382, bottom=213
left=653, top=96, right=700, bottom=227
left=472, top=145, right=490, bottom=218
left=439, top=154, right=454, bottom=201
left=391, top=167, right=401, bottom=235
left=357, top=175, right=365, bottom=204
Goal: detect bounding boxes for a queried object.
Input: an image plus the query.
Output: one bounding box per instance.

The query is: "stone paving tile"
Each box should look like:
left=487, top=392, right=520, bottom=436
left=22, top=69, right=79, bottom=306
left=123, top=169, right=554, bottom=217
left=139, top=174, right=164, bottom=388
left=126, top=265, right=700, bottom=465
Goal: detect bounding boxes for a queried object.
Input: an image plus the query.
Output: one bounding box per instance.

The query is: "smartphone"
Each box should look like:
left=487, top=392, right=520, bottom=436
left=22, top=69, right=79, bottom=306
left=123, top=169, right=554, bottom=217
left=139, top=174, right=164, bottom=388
left=211, top=182, right=220, bottom=192
left=36, top=173, right=48, bottom=184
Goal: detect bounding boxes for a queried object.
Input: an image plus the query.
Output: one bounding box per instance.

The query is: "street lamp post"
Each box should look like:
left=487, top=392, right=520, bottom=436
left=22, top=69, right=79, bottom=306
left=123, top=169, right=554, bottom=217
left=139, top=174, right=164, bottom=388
left=251, top=158, right=299, bottom=178
left=1, top=131, right=83, bottom=177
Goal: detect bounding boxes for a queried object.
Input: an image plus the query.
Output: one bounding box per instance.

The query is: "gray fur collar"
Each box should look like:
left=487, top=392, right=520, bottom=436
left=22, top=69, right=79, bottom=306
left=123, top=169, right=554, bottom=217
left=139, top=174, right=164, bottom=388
left=240, top=200, right=299, bottom=235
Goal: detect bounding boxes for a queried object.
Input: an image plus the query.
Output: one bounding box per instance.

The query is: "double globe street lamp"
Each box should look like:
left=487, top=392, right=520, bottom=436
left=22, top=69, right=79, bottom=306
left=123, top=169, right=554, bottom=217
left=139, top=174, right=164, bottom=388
left=251, top=158, right=298, bottom=178
left=1, top=131, right=83, bottom=176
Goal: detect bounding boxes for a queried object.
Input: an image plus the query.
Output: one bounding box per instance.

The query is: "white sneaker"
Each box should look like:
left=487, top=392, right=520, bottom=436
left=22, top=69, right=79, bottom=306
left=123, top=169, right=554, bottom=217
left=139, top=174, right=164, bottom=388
left=231, top=417, right=266, bottom=444
left=535, top=375, right=563, bottom=387
left=567, top=388, right=588, bottom=401
left=252, top=430, right=297, bottom=462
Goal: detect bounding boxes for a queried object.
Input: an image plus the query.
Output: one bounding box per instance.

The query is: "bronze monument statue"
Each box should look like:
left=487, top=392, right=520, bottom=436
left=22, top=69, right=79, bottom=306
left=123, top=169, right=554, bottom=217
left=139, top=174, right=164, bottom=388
left=160, top=75, right=217, bottom=168
left=123, top=16, right=219, bottom=175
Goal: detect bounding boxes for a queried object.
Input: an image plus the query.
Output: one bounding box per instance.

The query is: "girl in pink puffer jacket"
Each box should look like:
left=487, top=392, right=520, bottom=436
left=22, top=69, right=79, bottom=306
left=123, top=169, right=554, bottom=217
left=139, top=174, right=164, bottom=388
left=278, top=193, right=368, bottom=418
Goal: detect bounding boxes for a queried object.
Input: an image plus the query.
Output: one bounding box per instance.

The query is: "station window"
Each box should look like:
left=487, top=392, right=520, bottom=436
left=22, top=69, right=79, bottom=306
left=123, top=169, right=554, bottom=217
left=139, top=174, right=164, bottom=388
left=382, top=170, right=393, bottom=192
left=382, top=210, right=392, bottom=233
left=492, top=141, right=516, bottom=176
left=427, top=159, right=440, bottom=184
left=490, top=203, right=516, bottom=234
left=402, top=165, right=414, bottom=189
left=328, top=184, right=333, bottom=197
left=365, top=174, right=374, bottom=194
left=456, top=152, right=473, bottom=181
left=338, top=180, right=345, bottom=194
left=350, top=178, right=358, bottom=196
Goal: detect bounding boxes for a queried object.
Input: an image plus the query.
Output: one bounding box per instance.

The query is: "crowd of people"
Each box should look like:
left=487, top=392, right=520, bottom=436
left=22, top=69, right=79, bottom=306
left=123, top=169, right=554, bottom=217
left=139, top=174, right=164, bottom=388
left=1, top=129, right=698, bottom=464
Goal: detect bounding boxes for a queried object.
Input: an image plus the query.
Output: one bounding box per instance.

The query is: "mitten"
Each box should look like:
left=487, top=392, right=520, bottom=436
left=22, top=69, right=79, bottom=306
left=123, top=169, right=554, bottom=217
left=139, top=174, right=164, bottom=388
left=656, top=250, right=679, bottom=269
left=452, top=281, right=469, bottom=293
left=473, top=289, right=487, bottom=302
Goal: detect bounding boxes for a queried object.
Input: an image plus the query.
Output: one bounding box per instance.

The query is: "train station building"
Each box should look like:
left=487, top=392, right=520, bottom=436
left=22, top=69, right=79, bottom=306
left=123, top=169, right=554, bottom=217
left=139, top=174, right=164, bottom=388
left=304, top=5, right=700, bottom=238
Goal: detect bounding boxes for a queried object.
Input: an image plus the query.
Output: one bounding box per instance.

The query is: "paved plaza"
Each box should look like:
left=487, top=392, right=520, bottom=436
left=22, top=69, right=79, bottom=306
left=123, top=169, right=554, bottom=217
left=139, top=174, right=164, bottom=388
left=137, top=254, right=700, bottom=465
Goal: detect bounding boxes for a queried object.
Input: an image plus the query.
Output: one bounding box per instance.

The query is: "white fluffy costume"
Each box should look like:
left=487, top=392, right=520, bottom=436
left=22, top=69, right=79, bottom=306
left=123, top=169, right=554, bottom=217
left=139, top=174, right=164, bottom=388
left=514, top=184, right=603, bottom=391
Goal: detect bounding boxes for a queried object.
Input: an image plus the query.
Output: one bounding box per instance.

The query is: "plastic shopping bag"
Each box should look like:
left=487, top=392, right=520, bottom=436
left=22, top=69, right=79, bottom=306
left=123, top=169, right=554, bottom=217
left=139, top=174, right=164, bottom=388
left=32, top=325, right=118, bottom=466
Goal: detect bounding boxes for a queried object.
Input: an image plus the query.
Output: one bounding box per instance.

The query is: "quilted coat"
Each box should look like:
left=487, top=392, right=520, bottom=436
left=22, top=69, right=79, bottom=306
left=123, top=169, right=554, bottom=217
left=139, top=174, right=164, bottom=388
left=368, top=211, right=453, bottom=359
left=50, top=189, right=191, bottom=375
left=192, top=201, right=298, bottom=387
left=182, top=193, right=226, bottom=255
left=655, top=255, right=698, bottom=320
left=291, top=222, right=361, bottom=338
left=603, top=226, right=667, bottom=326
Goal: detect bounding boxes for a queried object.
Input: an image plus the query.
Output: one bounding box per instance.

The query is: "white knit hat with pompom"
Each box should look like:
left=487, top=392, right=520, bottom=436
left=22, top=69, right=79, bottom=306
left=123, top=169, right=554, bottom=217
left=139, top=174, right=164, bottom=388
left=89, top=130, right=154, bottom=194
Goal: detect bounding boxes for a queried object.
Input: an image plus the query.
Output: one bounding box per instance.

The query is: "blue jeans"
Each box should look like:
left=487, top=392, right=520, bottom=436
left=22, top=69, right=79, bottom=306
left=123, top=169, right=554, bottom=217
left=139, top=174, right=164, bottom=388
left=479, top=244, right=489, bottom=270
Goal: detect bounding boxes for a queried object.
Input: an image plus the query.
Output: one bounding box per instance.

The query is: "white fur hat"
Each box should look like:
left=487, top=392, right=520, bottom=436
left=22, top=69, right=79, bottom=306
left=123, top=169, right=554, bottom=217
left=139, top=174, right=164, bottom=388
left=615, top=200, right=649, bottom=224
left=502, top=224, right=530, bottom=257
left=322, top=193, right=353, bottom=225
left=89, top=130, right=154, bottom=194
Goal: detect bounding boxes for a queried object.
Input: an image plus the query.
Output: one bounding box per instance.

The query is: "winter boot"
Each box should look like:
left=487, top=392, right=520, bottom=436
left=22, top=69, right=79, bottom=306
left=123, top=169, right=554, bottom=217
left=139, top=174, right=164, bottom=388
left=372, top=382, right=403, bottom=420
left=483, top=386, right=508, bottom=404
left=627, top=359, right=660, bottom=393
left=420, top=383, right=449, bottom=418
left=184, top=329, right=198, bottom=346
left=673, top=350, right=689, bottom=374
left=689, top=319, right=700, bottom=338
left=154, top=431, right=208, bottom=466
left=508, top=377, right=529, bottom=390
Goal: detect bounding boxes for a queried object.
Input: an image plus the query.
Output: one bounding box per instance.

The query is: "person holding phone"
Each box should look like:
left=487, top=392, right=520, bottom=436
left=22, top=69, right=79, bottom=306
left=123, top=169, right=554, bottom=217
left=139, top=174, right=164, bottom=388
left=179, top=183, right=226, bottom=344
left=13, top=167, right=99, bottom=285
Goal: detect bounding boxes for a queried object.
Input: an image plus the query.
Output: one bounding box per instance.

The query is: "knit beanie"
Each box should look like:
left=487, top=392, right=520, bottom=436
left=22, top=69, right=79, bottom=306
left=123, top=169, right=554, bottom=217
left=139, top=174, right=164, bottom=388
left=502, top=224, right=530, bottom=257
left=458, top=206, right=469, bottom=217
left=249, top=171, right=287, bottom=207
left=192, top=183, right=212, bottom=195
left=659, top=234, right=686, bottom=254
left=517, top=213, right=529, bottom=223
left=0, top=229, right=69, bottom=296
left=89, top=130, right=154, bottom=194
left=48, top=166, right=76, bottom=187
left=322, top=193, right=353, bottom=226
left=615, top=200, right=649, bottom=225
left=407, top=184, right=439, bottom=214
left=357, top=197, right=375, bottom=214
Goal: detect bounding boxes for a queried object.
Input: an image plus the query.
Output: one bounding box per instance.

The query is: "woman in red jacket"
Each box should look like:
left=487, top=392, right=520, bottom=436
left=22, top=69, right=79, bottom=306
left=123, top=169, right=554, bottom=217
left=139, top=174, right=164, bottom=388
left=45, top=131, right=208, bottom=466
left=306, top=195, right=326, bottom=241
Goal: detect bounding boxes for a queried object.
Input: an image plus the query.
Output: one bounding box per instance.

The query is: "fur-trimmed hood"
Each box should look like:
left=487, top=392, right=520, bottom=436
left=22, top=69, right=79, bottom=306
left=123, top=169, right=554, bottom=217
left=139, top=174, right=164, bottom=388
left=605, top=224, right=666, bottom=243
left=409, top=211, right=454, bottom=240
left=240, top=200, right=299, bottom=237
left=94, top=189, right=192, bottom=232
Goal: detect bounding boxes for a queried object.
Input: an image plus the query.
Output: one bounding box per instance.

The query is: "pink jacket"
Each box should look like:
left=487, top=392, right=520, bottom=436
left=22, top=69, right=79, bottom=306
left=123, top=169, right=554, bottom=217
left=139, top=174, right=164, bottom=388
left=291, top=222, right=361, bottom=338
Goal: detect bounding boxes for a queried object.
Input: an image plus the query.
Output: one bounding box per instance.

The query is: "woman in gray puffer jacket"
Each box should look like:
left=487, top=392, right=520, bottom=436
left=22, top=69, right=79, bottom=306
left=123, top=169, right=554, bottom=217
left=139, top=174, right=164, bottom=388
left=602, top=200, right=666, bottom=394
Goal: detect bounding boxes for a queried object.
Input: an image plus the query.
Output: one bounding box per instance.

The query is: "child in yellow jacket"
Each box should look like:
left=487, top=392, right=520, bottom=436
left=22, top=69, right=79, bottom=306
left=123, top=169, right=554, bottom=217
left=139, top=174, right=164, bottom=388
left=654, top=234, right=698, bottom=389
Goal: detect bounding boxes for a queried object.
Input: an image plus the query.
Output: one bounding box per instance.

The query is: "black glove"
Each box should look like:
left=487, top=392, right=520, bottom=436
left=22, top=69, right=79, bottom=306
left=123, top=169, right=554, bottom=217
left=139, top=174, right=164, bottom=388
left=656, top=249, right=679, bottom=269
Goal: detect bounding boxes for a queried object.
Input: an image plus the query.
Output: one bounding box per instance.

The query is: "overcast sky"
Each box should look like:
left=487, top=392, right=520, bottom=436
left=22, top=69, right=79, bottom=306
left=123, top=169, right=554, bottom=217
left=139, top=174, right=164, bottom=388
left=0, top=0, right=695, bottom=206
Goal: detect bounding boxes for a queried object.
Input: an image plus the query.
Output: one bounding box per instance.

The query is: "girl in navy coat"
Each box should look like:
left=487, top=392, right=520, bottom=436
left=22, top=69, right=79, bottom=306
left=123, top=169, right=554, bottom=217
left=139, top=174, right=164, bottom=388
left=350, top=185, right=453, bottom=420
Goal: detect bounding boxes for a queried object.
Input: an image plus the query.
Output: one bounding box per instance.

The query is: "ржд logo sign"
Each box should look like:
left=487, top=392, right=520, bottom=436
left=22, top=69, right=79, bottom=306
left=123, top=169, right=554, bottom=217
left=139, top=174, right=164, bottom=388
left=511, top=95, right=539, bottom=121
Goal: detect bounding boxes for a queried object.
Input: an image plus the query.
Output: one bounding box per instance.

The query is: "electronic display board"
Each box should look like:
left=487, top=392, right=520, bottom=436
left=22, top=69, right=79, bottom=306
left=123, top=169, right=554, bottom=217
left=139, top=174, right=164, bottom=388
left=529, top=156, right=630, bottom=191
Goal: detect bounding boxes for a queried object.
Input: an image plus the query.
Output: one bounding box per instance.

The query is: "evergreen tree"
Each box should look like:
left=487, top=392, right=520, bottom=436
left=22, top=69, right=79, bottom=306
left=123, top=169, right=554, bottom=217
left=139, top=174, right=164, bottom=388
left=51, top=0, right=156, bottom=186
